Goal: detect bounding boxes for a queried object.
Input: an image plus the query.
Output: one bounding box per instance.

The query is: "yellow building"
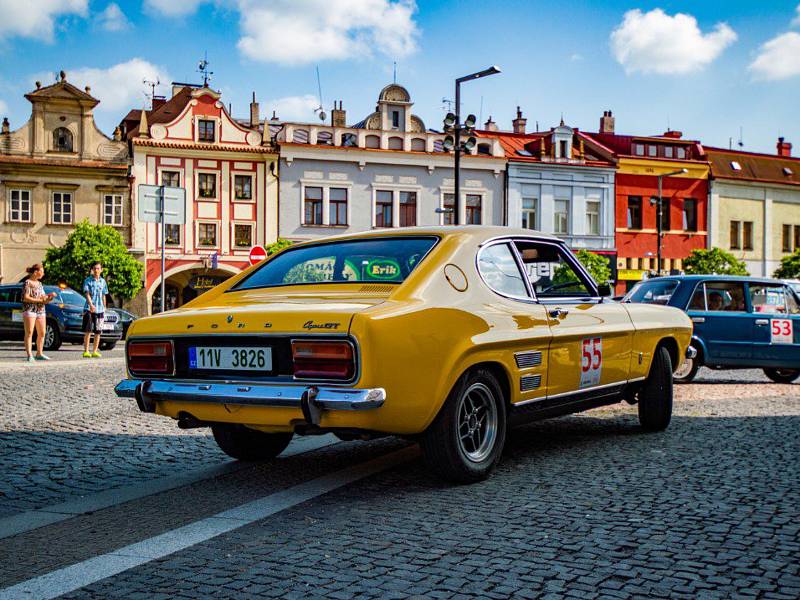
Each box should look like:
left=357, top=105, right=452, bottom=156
left=0, top=72, right=129, bottom=283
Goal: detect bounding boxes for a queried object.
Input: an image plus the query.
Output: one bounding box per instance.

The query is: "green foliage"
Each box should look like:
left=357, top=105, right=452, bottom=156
left=683, top=247, right=749, bottom=276
left=554, top=249, right=611, bottom=285
left=266, top=238, right=292, bottom=256
left=43, top=220, right=144, bottom=300
left=773, top=250, right=800, bottom=279
left=283, top=262, right=329, bottom=284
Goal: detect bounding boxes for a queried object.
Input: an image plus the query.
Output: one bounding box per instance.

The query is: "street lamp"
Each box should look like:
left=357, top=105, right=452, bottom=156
left=443, top=66, right=501, bottom=225
left=651, top=168, right=688, bottom=275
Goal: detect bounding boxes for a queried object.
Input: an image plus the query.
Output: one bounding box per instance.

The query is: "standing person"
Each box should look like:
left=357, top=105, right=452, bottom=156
left=82, top=261, right=109, bottom=358
left=21, top=263, right=57, bottom=362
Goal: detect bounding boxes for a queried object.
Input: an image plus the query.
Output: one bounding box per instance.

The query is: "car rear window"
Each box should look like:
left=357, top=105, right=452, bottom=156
left=232, top=237, right=438, bottom=290
left=623, top=279, right=679, bottom=305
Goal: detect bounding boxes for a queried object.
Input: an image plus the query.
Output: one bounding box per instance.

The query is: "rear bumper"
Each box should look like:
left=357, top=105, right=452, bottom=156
left=115, top=379, right=385, bottom=425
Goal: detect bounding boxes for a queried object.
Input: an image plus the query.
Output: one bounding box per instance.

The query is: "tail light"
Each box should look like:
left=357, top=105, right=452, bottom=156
left=128, top=340, right=174, bottom=375
left=291, top=340, right=355, bottom=380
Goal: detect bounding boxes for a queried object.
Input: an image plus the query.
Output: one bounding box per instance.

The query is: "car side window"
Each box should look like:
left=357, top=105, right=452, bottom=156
left=787, top=289, right=800, bottom=315
left=0, top=289, right=11, bottom=303
left=704, top=282, right=746, bottom=312
left=750, top=284, right=789, bottom=314
left=477, top=243, right=529, bottom=298
left=514, top=241, right=593, bottom=298
left=688, top=285, right=706, bottom=310
left=0, top=288, right=20, bottom=303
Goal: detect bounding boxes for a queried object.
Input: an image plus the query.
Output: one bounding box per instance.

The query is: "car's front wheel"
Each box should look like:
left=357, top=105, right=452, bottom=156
left=35, top=321, right=62, bottom=351
left=638, top=346, right=673, bottom=432
left=673, top=348, right=700, bottom=383
left=420, top=368, right=507, bottom=483
left=763, top=368, right=800, bottom=384
left=211, top=424, right=293, bottom=461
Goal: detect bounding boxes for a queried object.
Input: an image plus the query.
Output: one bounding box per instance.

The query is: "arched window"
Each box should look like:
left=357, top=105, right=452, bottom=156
left=293, top=129, right=309, bottom=143
left=387, top=136, right=403, bottom=150
left=53, top=127, right=73, bottom=152
left=365, top=135, right=380, bottom=149
left=410, top=138, right=426, bottom=151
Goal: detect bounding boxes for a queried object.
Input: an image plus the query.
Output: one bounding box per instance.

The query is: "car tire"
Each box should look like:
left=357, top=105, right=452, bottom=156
left=420, top=368, right=507, bottom=484
left=673, top=348, right=700, bottom=384
left=763, top=368, right=800, bottom=384
left=36, top=321, right=62, bottom=351
left=211, top=424, right=293, bottom=461
left=99, top=341, right=117, bottom=351
left=638, top=346, right=673, bottom=432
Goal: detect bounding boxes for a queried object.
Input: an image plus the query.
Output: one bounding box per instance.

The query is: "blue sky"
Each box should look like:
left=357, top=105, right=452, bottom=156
left=1, top=0, right=798, bottom=154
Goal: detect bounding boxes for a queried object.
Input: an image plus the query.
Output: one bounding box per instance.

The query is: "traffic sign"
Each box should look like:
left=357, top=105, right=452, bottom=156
left=137, top=184, right=186, bottom=224
left=249, top=245, right=268, bottom=265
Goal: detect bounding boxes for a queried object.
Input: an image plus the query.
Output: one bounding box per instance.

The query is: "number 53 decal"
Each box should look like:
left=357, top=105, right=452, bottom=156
left=771, top=319, right=794, bottom=344
left=580, top=337, right=602, bottom=388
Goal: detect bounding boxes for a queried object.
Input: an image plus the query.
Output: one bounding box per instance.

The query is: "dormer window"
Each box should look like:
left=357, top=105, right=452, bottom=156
left=731, top=161, right=742, bottom=171
left=559, top=140, right=568, bottom=159
left=53, top=127, right=73, bottom=152
left=676, top=147, right=686, bottom=159
left=198, top=119, right=215, bottom=143
left=783, top=167, right=793, bottom=176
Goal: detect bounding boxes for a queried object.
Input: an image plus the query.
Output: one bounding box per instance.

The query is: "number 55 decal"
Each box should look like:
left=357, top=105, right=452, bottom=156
left=580, top=337, right=602, bottom=388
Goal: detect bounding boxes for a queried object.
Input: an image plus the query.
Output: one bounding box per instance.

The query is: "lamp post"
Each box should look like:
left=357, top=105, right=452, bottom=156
left=444, top=66, right=500, bottom=225
left=653, top=168, right=687, bottom=275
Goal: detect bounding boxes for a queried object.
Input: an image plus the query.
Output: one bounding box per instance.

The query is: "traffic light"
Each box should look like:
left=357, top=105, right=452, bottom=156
left=443, top=112, right=456, bottom=132
left=443, top=135, right=455, bottom=152
left=463, top=114, right=477, bottom=132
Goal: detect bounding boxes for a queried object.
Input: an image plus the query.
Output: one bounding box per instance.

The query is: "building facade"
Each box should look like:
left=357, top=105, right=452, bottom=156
left=707, top=140, right=800, bottom=277
left=122, top=85, right=278, bottom=314
left=272, top=84, right=506, bottom=241
left=0, top=73, right=129, bottom=283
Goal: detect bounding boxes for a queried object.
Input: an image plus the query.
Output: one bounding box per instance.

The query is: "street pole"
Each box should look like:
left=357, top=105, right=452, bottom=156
left=656, top=175, right=662, bottom=276
left=454, top=81, right=461, bottom=225
left=160, top=186, right=166, bottom=313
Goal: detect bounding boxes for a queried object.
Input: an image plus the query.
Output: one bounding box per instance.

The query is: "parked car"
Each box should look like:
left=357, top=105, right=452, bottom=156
left=110, top=307, right=137, bottom=339
left=623, top=275, right=800, bottom=384
left=0, top=283, right=123, bottom=351
left=115, top=227, right=692, bottom=482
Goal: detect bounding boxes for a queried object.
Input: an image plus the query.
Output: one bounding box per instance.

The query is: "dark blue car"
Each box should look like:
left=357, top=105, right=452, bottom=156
left=623, top=275, right=800, bottom=384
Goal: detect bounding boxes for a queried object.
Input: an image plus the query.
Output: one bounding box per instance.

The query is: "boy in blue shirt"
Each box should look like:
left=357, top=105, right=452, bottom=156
left=82, top=261, right=109, bottom=358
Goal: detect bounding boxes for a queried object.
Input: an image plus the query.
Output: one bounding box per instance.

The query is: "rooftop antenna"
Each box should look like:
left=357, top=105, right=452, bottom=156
left=479, top=96, right=484, bottom=126
left=197, top=52, right=213, bottom=87
left=143, top=78, right=160, bottom=109
left=737, top=126, right=744, bottom=148
left=442, top=97, right=454, bottom=112
left=313, top=66, right=326, bottom=122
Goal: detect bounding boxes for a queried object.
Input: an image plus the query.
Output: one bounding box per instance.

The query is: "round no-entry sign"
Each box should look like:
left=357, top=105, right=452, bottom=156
left=248, top=245, right=268, bottom=265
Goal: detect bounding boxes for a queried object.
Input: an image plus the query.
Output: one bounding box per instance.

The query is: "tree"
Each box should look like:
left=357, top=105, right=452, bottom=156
left=43, top=220, right=144, bottom=300
left=683, top=248, right=748, bottom=276
left=774, top=250, right=800, bottom=279
left=554, top=249, right=611, bottom=285
left=266, top=238, right=292, bottom=256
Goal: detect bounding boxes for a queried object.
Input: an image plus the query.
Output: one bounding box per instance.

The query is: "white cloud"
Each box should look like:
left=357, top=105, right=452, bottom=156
left=0, top=0, right=87, bottom=42
left=237, top=0, right=419, bottom=65
left=749, top=31, right=800, bottom=81
left=143, top=0, right=209, bottom=17
left=95, top=3, right=130, bottom=31
left=267, top=94, right=320, bottom=121
left=0, top=98, right=7, bottom=116
left=610, top=8, right=737, bottom=75
left=570, top=53, right=583, bottom=62
left=792, top=4, right=800, bottom=28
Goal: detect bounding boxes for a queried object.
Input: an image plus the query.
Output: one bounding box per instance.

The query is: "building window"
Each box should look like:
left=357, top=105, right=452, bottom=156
left=388, top=137, right=403, bottom=150
left=234, top=224, right=253, bottom=247
left=442, top=193, right=455, bottom=225
left=165, top=224, right=181, bottom=246
left=743, top=221, right=753, bottom=251
left=198, top=223, right=217, bottom=247
left=648, top=145, right=657, bottom=157
left=466, top=194, right=482, bottom=225
left=664, top=146, right=674, bottom=159
left=730, top=221, right=741, bottom=250
left=52, top=192, right=72, bottom=224
left=682, top=198, right=697, bottom=232
left=676, top=147, right=686, bottom=159
left=198, top=119, right=215, bottom=142
left=365, top=135, right=380, bottom=149
left=8, top=189, right=31, bottom=222
left=304, top=186, right=323, bottom=225
left=103, top=194, right=123, bottom=226
left=521, top=197, right=537, bottom=229
left=234, top=175, right=252, bottom=200
left=162, top=171, right=180, bottom=187
left=554, top=199, right=569, bottom=234
left=198, top=173, right=216, bottom=198
left=53, top=127, right=73, bottom=152
left=656, top=197, right=670, bottom=231
left=400, top=191, right=417, bottom=227
left=783, top=224, right=793, bottom=252
left=795, top=226, right=800, bottom=251
left=633, top=144, right=644, bottom=156
left=376, top=190, right=393, bottom=227
left=586, top=200, right=600, bottom=235
left=329, top=187, right=347, bottom=226
left=627, top=196, right=642, bottom=229
left=559, top=140, right=568, bottom=159
left=391, top=110, right=400, bottom=129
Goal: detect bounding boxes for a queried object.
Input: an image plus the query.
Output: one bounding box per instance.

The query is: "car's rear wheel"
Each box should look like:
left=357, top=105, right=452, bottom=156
left=99, top=341, right=117, bottom=351
left=763, top=368, right=800, bottom=384
left=34, top=321, right=62, bottom=351
left=211, top=424, right=293, bottom=461
left=673, top=347, right=700, bottom=383
left=638, top=346, right=673, bottom=432
left=420, top=368, right=506, bottom=483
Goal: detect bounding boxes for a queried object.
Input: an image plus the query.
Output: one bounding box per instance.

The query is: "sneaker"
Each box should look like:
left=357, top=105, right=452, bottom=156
left=34, top=354, right=50, bottom=361
left=92, top=351, right=102, bottom=358
left=82, top=351, right=92, bottom=358
left=25, top=356, right=35, bottom=363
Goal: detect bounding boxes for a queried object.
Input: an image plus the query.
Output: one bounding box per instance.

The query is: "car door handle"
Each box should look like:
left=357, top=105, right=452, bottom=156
left=691, top=317, right=705, bottom=323
left=549, top=308, right=569, bottom=319
left=755, top=319, right=769, bottom=326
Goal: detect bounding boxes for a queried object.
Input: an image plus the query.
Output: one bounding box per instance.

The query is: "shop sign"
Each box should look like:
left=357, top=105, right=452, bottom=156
left=618, top=269, right=647, bottom=281
left=189, top=275, right=227, bottom=291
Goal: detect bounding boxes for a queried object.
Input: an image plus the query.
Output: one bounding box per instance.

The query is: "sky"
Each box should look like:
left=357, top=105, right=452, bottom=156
left=0, top=0, right=798, bottom=154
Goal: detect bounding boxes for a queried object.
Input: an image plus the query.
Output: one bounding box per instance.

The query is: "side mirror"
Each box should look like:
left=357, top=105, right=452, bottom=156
left=597, top=282, right=613, bottom=297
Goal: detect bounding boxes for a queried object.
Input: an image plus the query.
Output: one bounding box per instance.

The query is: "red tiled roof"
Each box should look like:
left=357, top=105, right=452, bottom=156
left=476, top=129, right=615, bottom=167
left=122, top=87, right=194, bottom=140
left=585, top=131, right=706, bottom=162
left=706, top=146, right=800, bottom=187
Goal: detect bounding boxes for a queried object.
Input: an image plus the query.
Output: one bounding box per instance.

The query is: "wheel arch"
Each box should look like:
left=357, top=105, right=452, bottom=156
left=655, top=336, right=679, bottom=372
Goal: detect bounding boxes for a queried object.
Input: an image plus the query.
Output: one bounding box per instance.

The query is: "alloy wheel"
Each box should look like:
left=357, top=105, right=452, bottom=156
left=457, top=382, right=498, bottom=463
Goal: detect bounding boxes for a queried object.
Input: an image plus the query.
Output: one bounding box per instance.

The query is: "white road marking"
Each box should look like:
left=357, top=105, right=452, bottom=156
left=0, top=445, right=416, bottom=600
left=0, top=435, right=338, bottom=540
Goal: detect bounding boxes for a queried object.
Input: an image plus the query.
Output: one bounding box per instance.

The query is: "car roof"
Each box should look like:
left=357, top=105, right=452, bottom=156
left=648, top=274, right=790, bottom=285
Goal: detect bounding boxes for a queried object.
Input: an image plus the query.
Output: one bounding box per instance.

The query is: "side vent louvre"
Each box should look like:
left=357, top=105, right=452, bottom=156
left=515, top=350, right=542, bottom=369
left=520, top=374, right=542, bottom=392
left=358, top=284, right=395, bottom=294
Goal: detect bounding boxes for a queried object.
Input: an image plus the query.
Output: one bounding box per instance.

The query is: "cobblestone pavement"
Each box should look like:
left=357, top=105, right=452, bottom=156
left=0, top=365, right=797, bottom=598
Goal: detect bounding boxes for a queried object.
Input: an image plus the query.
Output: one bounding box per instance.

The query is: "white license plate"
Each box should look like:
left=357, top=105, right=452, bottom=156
left=102, top=321, right=116, bottom=331
left=189, top=346, right=272, bottom=371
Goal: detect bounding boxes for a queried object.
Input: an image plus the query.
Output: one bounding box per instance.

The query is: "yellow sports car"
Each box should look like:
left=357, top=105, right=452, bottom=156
left=116, top=227, right=693, bottom=482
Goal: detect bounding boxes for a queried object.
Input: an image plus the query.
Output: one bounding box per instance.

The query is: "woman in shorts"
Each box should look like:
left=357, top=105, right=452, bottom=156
left=21, top=263, right=57, bottom=362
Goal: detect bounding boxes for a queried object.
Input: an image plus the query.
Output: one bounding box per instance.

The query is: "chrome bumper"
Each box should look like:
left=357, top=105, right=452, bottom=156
left=115, top=379, right=385, bottom=425
left=685, top=346, right=698, bottom=359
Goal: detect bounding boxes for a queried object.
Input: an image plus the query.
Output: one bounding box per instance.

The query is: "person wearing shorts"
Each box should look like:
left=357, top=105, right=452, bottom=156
left=82, top=262, right=109, bottom=358
left=21, top=263, right=57, bottom=362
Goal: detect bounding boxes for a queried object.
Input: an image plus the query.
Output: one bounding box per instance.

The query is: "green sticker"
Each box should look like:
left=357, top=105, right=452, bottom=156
left=365, top=258, right=401, bottom=281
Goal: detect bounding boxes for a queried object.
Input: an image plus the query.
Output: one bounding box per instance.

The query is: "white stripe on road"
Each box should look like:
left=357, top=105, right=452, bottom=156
left=0, top=445, right=416, bottom=600
left=0, top=435, right=338, bottom=540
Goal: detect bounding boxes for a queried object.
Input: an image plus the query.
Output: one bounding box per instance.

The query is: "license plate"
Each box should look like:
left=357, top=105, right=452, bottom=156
left=189, top=346, right=272, bottom=371
left=102, top=321, right=116, bottom=331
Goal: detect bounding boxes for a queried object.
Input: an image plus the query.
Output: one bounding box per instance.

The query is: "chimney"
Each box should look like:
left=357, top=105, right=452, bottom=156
left=600, top=110, right=615, bottom=133
left=512, top=106, right=526, bottom=134
left=250, top=92, right=260, bottom=128
left=777, top=137, right=792, bottom=157
left=663, top=130, right=682, bottom=139
left=171, top=84, right=186, bottom=98
left=483, top=116, right=498, bottom=132
left=113, top=126, right=121, bottom=141
left=331, top=100, right=346, bottom=127
left=151, top=96, right=166, bottom=110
